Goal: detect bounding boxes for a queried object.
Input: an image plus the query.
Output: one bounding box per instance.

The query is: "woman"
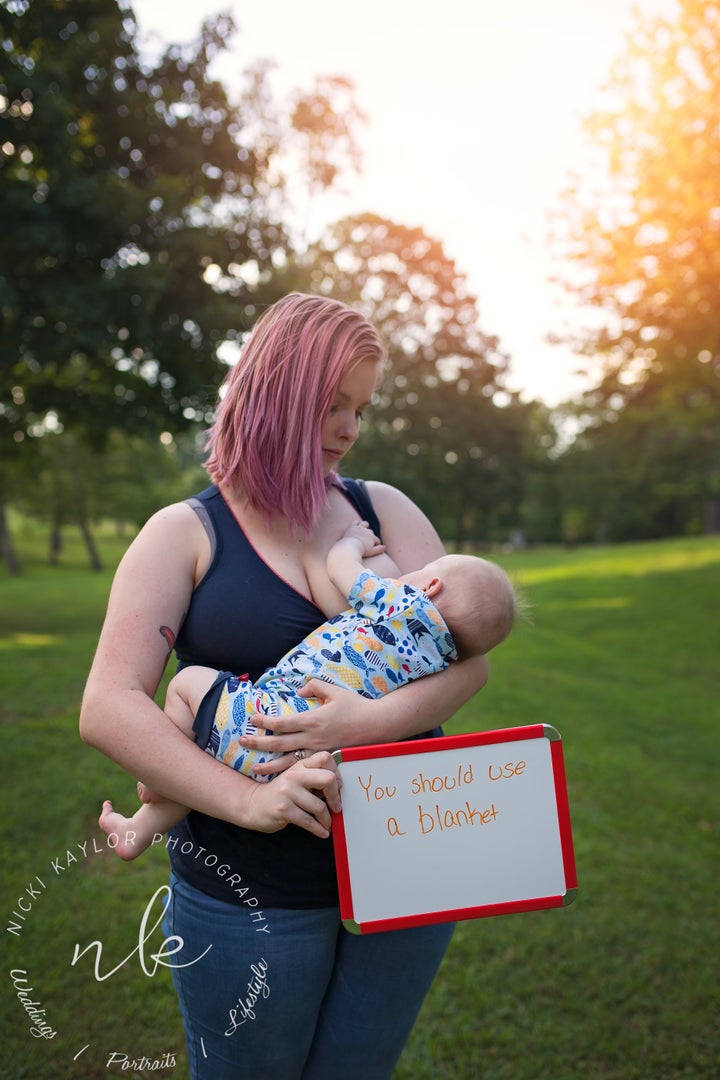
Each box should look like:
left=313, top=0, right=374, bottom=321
left=80, top=293, right=488, bottom=1079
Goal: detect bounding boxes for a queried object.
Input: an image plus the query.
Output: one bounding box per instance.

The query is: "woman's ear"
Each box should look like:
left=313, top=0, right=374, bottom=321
left=423, top=576, right=443, bottom=599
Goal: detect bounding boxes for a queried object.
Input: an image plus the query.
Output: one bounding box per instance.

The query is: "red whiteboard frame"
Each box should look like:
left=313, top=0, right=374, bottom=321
left=331, top=724, right=578, bottom=934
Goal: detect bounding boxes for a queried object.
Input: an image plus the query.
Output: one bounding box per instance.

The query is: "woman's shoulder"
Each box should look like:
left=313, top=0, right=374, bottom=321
left=362, top=481, right=445, bottom=571
left=363, top=479, right=412, bottom=504
left=140, top=498, right=208, bottom=535
left=339, top=478, right=411, bottom=516
left=120, top=499, right=213, bottom=581
left=138, top=485, right=217, bottom=532
left=363, top=480, right=433, bottom=520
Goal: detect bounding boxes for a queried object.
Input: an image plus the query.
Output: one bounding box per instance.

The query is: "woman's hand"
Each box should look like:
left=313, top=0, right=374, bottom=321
left=243, top=682, right=373, bottom=777
left=243, top=750, right=342, bottom=838
left=250, top=651, right=489, bottom=782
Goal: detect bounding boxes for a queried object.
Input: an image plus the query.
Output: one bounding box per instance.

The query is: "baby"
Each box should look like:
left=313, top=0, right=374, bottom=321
left=100, top=521, right=517, bottom=859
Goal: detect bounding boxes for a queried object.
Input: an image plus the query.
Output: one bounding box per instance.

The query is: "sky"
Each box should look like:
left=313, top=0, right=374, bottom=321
left=131, top=0, right=673, bottom=405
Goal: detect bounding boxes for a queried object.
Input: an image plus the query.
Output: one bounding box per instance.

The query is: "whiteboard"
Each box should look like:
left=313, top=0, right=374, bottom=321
left=331, top=725, right=578, bottom=934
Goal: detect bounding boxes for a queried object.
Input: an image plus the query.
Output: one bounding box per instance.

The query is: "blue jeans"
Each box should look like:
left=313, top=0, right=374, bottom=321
left=163, top=872, right=454, bottom=1080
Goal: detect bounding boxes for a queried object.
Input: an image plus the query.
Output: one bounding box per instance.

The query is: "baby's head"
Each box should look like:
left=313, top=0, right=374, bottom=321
left=400, top=554, right=518, bottom=659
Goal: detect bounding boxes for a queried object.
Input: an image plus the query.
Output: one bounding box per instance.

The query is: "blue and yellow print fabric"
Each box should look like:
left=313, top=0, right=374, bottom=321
left=211, top=572, right=457, bottom=780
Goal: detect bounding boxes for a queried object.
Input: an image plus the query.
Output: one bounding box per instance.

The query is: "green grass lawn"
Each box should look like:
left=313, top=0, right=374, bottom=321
left=1, top=526, right=718, bottom=1078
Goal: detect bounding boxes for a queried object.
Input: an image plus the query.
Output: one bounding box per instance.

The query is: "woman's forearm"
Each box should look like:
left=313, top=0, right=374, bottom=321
left=248, top=652, right=492, bottom=764
left=81, top=684, right=341, bottom=836
left=81, top=685, right=262, bottom=827
left=352, top=653, right=489, bottom=745
left=77, top=504, right=271, bottom=828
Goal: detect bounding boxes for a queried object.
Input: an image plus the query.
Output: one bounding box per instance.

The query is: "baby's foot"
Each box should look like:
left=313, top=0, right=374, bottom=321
left=98, top=799, right=140, bottom=860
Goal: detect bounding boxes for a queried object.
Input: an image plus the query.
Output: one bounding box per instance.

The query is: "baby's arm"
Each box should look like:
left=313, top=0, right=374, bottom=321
left=326, top=521, right=397, bottom=600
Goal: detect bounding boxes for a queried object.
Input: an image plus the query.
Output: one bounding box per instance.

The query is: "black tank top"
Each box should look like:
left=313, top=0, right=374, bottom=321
left=168, top=478, right=385, bottom=908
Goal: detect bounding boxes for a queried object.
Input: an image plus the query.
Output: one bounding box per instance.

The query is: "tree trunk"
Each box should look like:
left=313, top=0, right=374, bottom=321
left=79, top=517, right=103, bottom=570
left=72, top=465, right=103, bottom=571
left=49, top=523, right=63, bottom=565
left=0, top=498, right=21, bottom=575
left=704, top=496, right=720, bottom=535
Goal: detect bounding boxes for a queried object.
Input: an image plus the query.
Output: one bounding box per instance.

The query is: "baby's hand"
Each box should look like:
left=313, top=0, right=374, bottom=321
left=340, top=520, right=386, bottom=559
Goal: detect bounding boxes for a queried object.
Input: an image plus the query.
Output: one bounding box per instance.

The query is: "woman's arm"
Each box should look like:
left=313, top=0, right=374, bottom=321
left=79, top=504, right=340, bottom=837
left=248, top=649, right=488, bottom=767
left=246, top=482, right=489, bottom=768
left=365, top=480, right=447, bottom=571
left=364, top=480, right=491, bottom=723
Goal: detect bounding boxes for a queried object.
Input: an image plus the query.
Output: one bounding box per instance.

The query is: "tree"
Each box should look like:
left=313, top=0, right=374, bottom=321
left=277, top=214, right=529, bottom=545
left=0, top=0, right=365, bottom=569
left=550, top=0, right=720, bottom=536
left=1, top=1, right=268, bottom=443
left=516, top=402, right=565, bottom=545
left=10, top=426, right=207, bottom=564
left=556, top=363, right=720, bottom=542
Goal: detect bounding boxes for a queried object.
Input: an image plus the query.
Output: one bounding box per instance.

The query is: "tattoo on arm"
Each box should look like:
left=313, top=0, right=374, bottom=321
left=159, top=625, right=176, bottom=655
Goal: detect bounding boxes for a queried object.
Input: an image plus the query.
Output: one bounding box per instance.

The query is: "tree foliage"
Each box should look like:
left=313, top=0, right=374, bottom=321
left=554, top=0, right=720, bottom=366
left=2, top=0, right=249, bottom=444
left=277, top=214, right=532, bottom=544
left=0, top=0, right=365, bottom=447
left=0, top=0, right=367, bottom=569
left=551, top=0, right=720, bottom=537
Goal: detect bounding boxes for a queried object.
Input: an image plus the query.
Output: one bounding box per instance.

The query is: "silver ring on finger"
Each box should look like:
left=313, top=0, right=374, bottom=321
left=294, top=749, right=306, bottom=761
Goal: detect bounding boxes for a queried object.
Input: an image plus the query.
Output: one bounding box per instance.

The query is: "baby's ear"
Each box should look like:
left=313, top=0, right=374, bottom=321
left=423, top=576, right=443, bottom=599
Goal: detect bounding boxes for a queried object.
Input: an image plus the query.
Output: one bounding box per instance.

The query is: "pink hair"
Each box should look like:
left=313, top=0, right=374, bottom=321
left=204, top=293, right=386, bottom=533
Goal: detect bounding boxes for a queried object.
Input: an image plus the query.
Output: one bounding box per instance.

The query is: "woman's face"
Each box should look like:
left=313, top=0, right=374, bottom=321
left=320, top=359, right=381, bottom=476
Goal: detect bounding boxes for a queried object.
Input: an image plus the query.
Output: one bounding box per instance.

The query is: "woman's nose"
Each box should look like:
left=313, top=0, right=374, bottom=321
left=338, top=411, right=359, bottom=442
